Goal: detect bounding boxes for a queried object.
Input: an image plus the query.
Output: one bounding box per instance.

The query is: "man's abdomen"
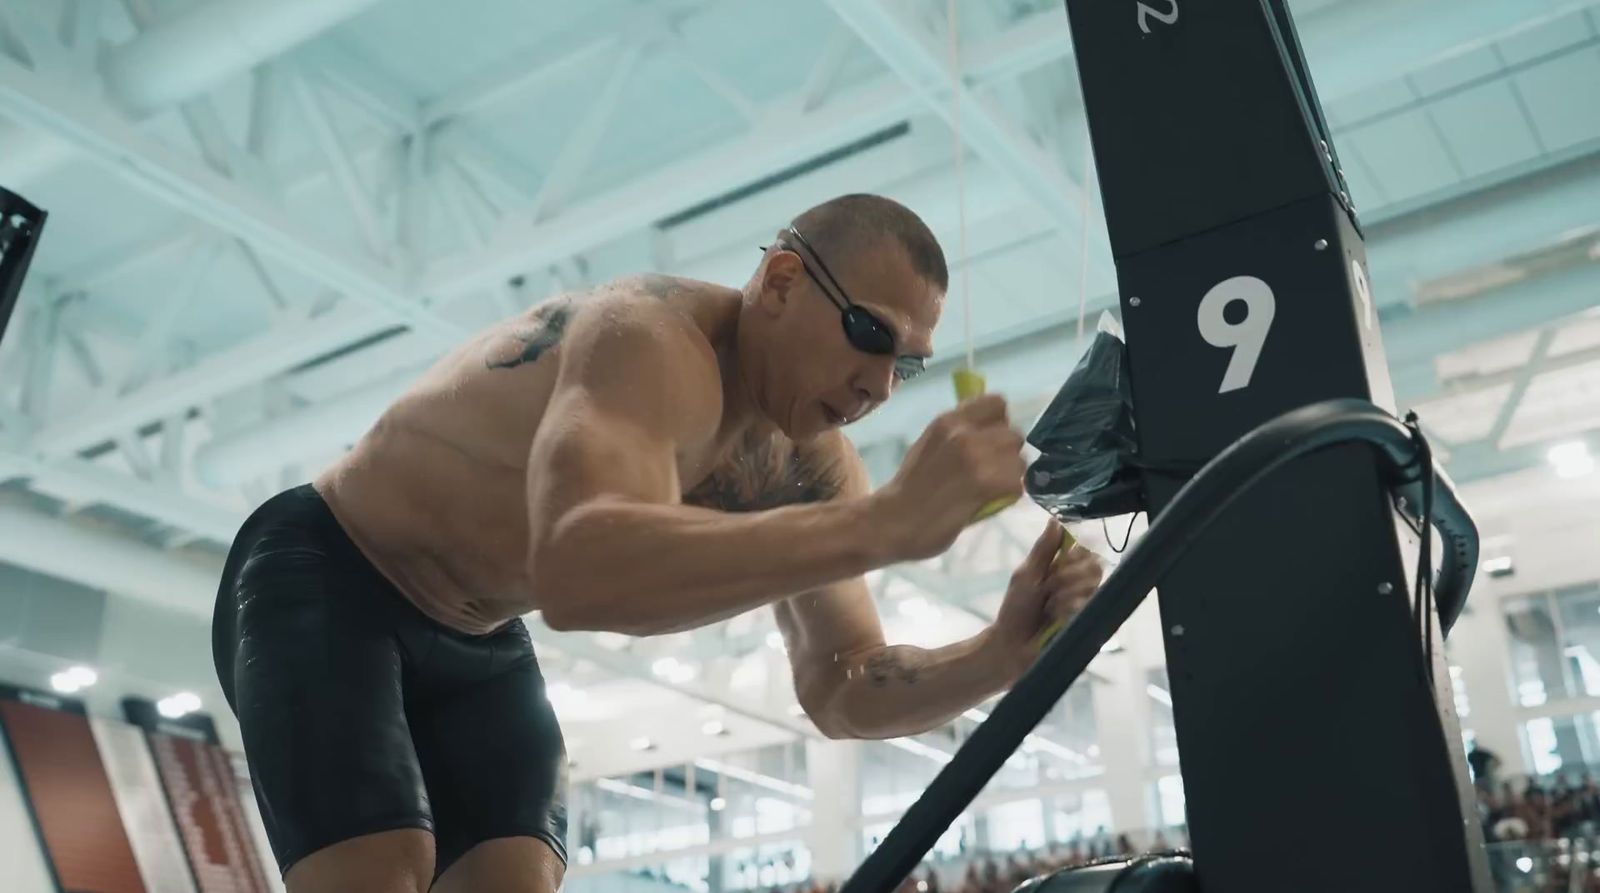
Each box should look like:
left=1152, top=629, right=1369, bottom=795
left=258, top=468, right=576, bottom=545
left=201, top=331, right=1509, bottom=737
left=315, top=422, right=537, bottom=635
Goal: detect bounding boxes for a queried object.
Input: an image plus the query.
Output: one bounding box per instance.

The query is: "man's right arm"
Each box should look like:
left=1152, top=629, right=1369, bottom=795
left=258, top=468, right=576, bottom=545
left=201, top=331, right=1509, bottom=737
left=525, top=301, right=902, bottom=635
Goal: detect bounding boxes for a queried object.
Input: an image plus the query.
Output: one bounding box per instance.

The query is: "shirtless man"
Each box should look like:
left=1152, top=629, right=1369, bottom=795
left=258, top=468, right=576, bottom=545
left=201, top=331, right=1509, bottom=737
left=212, top=194, right=1103, bottom=893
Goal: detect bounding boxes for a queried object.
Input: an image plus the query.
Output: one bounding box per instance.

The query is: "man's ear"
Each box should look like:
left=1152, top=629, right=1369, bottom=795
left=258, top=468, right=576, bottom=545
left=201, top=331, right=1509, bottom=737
left=757, top=250, right=804, bottom=316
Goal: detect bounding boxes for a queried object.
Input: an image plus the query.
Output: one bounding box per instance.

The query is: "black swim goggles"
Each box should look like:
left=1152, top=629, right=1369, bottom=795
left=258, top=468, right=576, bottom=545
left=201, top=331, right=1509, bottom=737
left=762, top=226, right=927, bottom=384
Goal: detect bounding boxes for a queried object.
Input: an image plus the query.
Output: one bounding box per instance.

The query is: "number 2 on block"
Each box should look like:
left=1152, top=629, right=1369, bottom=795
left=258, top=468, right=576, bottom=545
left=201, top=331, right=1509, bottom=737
left=1197, top=275, right=1275, bottom=394
left=1137, top=0, right=1180, bottom=34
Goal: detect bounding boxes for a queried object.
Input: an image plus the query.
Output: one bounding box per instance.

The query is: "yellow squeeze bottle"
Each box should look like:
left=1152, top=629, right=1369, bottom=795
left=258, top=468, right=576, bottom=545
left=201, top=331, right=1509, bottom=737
left=950, top=368, right=1079, bottom=650
left=1034, top=528, right=1079, bottom=650
left=950, top=367, right=1019, bottom=522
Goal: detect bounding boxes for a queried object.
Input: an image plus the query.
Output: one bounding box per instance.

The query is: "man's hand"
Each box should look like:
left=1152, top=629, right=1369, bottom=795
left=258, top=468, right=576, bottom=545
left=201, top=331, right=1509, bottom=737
left=985, top=521, right=1104, bottom=680
left=874, top=394, right=1026, bottom=561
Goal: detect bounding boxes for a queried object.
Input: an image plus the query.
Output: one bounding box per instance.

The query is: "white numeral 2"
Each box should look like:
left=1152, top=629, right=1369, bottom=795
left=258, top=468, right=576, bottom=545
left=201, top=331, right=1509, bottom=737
left=1137, top=0, right=1180, bottom=34
left=1197, top=276, right=1276, bottom=394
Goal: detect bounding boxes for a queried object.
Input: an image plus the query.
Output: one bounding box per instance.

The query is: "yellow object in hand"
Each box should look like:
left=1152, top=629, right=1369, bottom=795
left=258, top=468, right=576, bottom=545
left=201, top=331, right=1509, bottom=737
left=1034, top=528, right=1079, bottom=650
left=950, top=367, right=1019, bottom=522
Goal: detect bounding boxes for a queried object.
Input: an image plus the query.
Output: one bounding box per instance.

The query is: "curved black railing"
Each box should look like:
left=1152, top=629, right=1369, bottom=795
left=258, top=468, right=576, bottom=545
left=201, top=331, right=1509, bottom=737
left=839, top=399, right=1479, bottom=893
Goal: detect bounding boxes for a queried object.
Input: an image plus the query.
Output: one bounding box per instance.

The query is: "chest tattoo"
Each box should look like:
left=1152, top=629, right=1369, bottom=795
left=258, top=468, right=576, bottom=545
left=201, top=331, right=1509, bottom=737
left=685, top=433, right=843, bottom=512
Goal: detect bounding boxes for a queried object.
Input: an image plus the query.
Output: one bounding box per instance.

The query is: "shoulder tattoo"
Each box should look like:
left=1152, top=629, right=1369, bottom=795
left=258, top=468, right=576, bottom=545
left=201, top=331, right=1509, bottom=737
left=635, top=274, right=688, bottom=301
left=485, top=298, right=573, bottom=370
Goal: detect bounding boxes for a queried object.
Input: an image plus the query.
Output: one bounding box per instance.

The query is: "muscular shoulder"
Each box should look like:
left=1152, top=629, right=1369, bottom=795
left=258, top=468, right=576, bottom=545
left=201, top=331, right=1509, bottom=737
left=556, top=287, right=724, bottom=430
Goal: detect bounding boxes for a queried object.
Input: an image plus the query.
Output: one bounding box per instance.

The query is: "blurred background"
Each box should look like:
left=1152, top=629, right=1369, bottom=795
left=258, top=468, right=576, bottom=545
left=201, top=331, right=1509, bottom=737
left=2, top=0, right=1600, bottom=891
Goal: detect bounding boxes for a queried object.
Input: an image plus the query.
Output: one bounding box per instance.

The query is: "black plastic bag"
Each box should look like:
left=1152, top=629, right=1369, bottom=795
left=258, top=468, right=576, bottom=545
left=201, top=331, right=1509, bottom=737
left=1025, top=313, right=1145, bottom=522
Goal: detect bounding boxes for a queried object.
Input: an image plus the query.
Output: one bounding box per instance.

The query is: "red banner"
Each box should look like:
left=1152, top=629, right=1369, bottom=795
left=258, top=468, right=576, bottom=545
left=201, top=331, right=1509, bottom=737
left=0, top=697, right=147, bottom=893
left=147, top=732, right=273, bottom=893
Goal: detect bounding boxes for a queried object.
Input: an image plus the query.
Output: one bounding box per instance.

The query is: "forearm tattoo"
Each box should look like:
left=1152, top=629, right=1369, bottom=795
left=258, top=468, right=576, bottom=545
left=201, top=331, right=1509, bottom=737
left=865, top=648, right=924, bottom=688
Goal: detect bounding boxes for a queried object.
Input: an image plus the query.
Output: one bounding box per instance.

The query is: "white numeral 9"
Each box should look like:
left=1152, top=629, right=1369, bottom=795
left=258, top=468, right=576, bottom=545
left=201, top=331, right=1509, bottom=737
left=1197, top=275, right=1276, bottom=394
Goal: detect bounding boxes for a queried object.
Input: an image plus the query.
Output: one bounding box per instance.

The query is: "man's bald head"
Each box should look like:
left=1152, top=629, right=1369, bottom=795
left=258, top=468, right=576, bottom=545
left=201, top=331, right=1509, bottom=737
left=789, top=194, right=948, bottom=292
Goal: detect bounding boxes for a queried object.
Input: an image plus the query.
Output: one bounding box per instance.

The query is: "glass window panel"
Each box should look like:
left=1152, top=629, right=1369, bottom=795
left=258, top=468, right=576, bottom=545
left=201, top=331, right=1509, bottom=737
left=1050, top=789, right=1112, bottom=842
left=1505, top=593, right=1569, bottom=706
left=1154, top=774, right=1187, bottom=828
left=1556, top=584, right=1600, bottom=697
left=1520, top=713, right=1600, bottom=776
left=987, top=799, right=1046, bottom=852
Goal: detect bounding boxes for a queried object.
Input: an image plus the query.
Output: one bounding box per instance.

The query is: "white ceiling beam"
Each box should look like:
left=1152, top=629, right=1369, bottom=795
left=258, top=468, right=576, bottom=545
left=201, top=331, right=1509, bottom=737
left=119, top=0, right=273, bottom=191
left=0, top=2, right=78, bottom=80
left=114, top=239, right=223, bottom=394
left=234, top=239, right=295, bottom=320
left=817, top=0, right=1088, bottom=236
left=1299, top=0, right=1597, bottom=103
left=59, top=0, right=105, bottom=80
left=31, top=303, right=386, bottom=457
left=799, top=25, right=858, bottom=113
left=416, top=24, right=1050, bottom=303
left=0, top=52, right=462, bottom=344
left=246, top=64, right=285, bottom=158
left=18, top=295, right=64, bottom=425
left=419, top=35, right=620, bottom=127
left=194, top=361, right=425, bottom=486
left=29, top=0, right=1585, bottom=503
left=1485, top=326, right=1560, bottom=447
left=23, top=12, right=1072, bottom=469
left=0, top=0, right=385, bottom=184
left=0, top=502, right=221, bottom=616
left=436, top=160, right=493, bottom=250
left=3, top=452, right=243, bottom=543
left=288, top=65, right=392, bottom=259
left=416, top=78, right=910, bottom=297
left=101, top=0, right=382, bottom=116
left=211, top=119, right=1600, bottom=485
left=525, top=44, right=647, bottom=221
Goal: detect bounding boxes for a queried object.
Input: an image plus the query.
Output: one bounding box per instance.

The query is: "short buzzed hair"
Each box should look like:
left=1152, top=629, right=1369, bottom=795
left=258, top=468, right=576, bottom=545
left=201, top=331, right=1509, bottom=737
left=790, top=194, right=948, bottom=292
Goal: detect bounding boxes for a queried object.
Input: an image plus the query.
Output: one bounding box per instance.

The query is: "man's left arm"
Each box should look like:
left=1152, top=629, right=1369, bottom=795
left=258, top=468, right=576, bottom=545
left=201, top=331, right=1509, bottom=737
left=776, top=437, right=1102, bottom=741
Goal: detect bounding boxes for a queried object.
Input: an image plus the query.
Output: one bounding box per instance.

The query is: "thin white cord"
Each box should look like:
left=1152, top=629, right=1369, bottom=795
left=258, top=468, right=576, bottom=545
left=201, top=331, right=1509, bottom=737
left=1076, top=125, right=1093, bottom=344
left=946, top=0, right=974, bottom=371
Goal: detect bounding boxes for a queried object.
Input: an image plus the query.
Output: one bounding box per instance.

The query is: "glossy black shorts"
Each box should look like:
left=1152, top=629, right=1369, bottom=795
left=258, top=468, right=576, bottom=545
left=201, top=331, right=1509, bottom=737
left=212, top=484, right=568, bottom=877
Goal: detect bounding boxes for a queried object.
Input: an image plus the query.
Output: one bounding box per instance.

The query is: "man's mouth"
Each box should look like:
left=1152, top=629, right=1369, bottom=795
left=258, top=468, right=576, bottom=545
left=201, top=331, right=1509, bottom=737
left=823, top=403, right=846, bottom=426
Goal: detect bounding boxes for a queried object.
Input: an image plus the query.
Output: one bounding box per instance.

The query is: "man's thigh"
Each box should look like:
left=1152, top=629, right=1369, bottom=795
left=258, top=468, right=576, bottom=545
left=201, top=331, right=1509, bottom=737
left=410, top=619, right=569, bottom=881
left=229, top=511, right=433, bottom=874
left=432, top=836, right=565, bottom=893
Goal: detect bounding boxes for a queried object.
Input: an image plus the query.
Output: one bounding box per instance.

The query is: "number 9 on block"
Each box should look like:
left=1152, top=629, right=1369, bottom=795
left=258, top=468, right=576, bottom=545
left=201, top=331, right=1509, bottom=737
left=1197, top=275, right=1276, bottom=394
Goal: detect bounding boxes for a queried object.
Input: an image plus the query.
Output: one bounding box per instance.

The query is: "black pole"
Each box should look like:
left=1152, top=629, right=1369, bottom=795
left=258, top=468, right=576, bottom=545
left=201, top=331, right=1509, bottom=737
left=838, top=399, right=1478, bottom=893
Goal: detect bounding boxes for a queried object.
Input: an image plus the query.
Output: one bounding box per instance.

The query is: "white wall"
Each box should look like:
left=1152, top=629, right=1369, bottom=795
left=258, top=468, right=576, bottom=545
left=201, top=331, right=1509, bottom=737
left=0, top=560, right=242, bottom=751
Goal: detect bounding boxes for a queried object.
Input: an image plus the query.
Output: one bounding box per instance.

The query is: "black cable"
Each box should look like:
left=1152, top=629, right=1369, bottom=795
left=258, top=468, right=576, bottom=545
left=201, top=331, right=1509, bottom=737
left=1404, top=411, right=1437, bottom=686
left=1102, top=512, right=1139, bottom=554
